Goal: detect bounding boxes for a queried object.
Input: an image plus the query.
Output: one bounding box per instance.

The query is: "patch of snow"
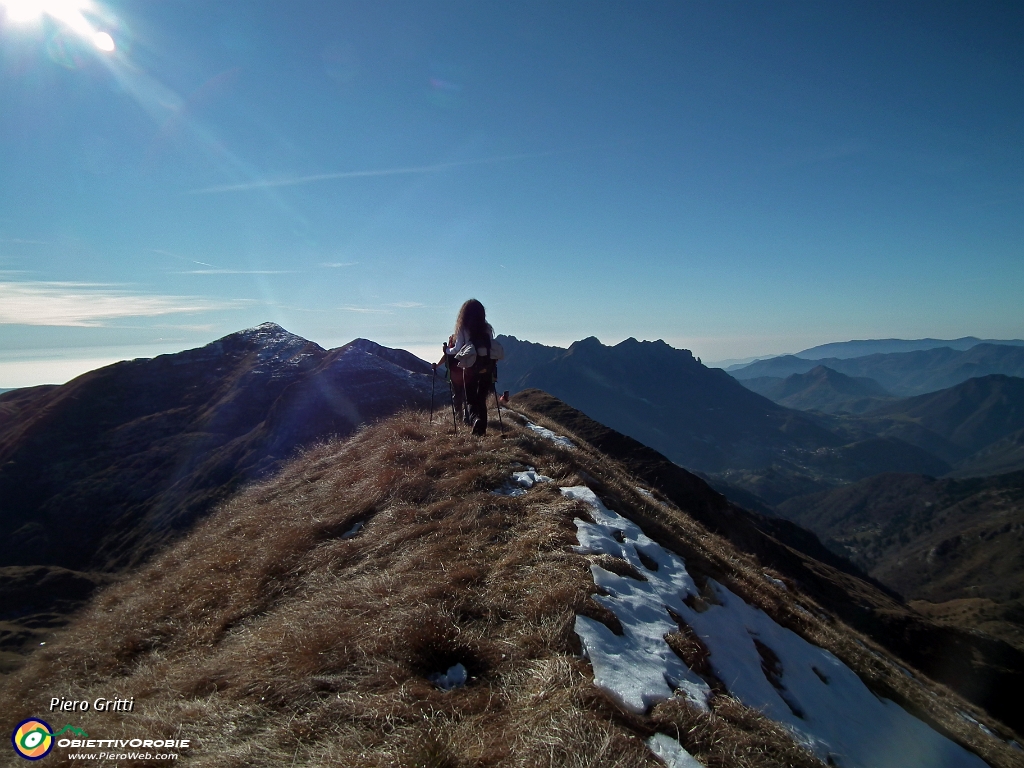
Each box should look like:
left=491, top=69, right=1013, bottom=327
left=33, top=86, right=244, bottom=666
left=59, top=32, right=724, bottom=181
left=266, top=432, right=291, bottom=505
left=895, top=663, right=916, bottom=680
left=493, top=468, right=553, bottom=496
left=429, top=663, right=468, bottom=691
left=512, top=469, right=553, bottom=487
left=765, top=573, right=788, bottom=591
left=565, top=484, right=990, bottom=768
left=636, top=487, right=654, bottom=499
left=682, top=580, right=989, bottom=767
left=341, top=521, right=363, bottom=539
left=563, top=486, right=711, bottom=714
left=957, top=711, right=996, bottom=738
left=1010, top=740, right=1021, bottom=751
left=647, top=733, right=705, bottom=767
left=523, top=420, right=575, bottom=448
left=492, top=487, right=528, bottom=498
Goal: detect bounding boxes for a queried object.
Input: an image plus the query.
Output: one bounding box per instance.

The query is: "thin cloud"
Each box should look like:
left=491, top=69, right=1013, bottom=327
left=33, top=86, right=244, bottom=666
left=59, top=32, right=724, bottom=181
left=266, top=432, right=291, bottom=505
left=175, top=269, right=296, bottom=275
left=320, top=261, right=359, bottom=268
left=189, top=149, right=568, bottom=194
left=0, top=281, right=240, bottom=327
left=3, top=238, right=49, bottom=245
left=387, top=302, right=425, bottom=308
left=339, top=305, right=391, bottom=314
left=153, top=250, right=291, bottom=274
left=151, top=248, right=217, bottom=268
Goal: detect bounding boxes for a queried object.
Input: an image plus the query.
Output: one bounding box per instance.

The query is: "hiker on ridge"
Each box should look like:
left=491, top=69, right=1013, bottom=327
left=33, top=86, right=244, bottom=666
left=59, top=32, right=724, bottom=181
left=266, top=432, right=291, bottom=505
left=436, top=299, right=502, bottom=436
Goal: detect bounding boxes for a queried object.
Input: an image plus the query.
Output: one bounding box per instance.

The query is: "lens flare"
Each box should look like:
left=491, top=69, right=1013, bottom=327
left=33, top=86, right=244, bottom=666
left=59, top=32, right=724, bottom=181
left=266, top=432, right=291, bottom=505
left=2, top=0, right=115, bottom=52
left=2, top=0, right=45, bottom=22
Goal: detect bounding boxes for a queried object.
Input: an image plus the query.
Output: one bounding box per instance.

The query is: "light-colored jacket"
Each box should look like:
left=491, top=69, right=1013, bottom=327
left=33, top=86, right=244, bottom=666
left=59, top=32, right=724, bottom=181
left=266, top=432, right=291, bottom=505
left=446, top=329, right=504, bottom=369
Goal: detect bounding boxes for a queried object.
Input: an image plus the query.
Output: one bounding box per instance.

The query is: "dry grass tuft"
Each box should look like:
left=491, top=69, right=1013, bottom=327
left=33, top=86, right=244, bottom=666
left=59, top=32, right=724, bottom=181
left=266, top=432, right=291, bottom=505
left=650, top=696, right=824, bottom=768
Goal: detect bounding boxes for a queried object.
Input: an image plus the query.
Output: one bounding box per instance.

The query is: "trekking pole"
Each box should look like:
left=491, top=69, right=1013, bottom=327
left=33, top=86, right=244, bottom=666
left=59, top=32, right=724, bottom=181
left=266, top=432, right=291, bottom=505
left=429, top=364, right=436, bottom=423
left=443, top=345, right=458, bottom=433
left=489, top=372, right=501, bottom=434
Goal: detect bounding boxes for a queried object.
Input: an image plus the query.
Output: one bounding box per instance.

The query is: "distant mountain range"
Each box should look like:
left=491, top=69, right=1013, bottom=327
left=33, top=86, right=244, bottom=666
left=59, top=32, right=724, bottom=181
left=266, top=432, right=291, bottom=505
left=497, top=336, right=1024, bottom=494
left=863, top=374, right=1024, bottom=458
left=740, top=365, right=895, bottom=414
left=496, top=335, right=845, bottom=474
left=719, top=374, right=1024, bottom=494
left=729, top=343, right=1024, bottom=397
left=793, top=337, right=1024, bottom=360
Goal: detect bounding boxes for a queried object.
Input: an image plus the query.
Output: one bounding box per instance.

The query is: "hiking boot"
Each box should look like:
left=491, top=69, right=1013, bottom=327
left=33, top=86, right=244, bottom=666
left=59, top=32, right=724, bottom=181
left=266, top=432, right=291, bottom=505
left=472, top=418, right=486, bottom=436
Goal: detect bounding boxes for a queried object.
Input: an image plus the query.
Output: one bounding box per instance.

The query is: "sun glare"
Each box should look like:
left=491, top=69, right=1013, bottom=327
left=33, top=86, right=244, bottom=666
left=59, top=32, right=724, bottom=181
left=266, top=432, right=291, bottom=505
left=2, top=0, right=46, bottom=22
left=2, top=0, right=115, bottom=52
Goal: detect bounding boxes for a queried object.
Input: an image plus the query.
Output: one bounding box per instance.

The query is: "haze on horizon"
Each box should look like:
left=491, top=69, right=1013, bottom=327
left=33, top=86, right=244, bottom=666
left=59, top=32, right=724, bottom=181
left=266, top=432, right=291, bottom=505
left=1, top=1, right=1022, bottom=388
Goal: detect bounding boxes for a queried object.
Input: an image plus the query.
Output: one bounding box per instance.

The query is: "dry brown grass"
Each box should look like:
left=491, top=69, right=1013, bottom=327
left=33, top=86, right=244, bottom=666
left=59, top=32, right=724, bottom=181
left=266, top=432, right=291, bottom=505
left=1, top=408, right=1017, bottom=767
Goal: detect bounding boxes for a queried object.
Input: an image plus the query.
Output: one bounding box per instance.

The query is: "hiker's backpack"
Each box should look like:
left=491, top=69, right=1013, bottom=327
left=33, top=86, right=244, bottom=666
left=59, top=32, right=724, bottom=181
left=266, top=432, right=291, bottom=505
left=455, top=337, right=504, bottom=380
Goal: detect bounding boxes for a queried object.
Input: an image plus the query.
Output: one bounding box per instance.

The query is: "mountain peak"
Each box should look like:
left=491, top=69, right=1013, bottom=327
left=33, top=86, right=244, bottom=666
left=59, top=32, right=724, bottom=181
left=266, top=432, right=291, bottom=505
left=223, top=321, right=308, bottom=344
left=205, top=323, right=326, bottom=363
left=570, top=336, right=604, bottom=350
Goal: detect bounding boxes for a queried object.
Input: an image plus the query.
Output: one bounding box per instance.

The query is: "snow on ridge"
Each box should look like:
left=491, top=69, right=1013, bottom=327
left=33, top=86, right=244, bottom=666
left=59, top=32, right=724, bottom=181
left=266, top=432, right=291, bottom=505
left=523, top=420, right=575, bottom=448
left=563, top=485, right=711, bottom=715
left=647, top=733, right=706, bottom=768
left=565, top=485, right=990, bottom=768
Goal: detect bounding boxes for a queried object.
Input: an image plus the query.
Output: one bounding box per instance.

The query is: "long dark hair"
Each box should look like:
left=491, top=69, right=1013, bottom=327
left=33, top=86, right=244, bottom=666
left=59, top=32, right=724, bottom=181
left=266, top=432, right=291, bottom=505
left=454, top=298, right=493, bottom=343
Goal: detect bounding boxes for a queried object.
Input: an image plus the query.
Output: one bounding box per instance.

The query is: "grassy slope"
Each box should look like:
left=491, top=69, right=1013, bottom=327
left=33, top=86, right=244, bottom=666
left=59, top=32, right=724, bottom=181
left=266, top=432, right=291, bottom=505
left=0, top=412, right=1017, bottom=768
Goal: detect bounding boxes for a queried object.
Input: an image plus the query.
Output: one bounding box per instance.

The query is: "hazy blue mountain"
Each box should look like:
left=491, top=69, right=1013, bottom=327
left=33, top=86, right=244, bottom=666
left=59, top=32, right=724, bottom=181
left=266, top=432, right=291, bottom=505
left=863, top=375, right=1024, bottom=458
left=707, top=354, right=787, bottom=368
left=731, top=344, right=1024, bottom=396
left=794, top=337, right=1024, bottom=360
left=496, top=335, right=844, bottom=473
left=495, top=336, right=957, bottom=500
left=739, top=365, right=895, bottom=414
left=728, top=354, right=820, bottom=378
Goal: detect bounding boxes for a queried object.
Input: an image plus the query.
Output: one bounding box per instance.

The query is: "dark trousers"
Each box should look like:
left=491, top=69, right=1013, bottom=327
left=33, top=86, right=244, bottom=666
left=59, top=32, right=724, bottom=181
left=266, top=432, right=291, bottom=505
left=464, top=368, right=491, bottom=435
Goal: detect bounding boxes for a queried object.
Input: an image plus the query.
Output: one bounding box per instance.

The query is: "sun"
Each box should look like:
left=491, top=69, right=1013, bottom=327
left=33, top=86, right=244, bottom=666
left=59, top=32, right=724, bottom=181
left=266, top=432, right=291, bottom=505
left=1, top=0, right=115, bottom=52
left=92, top=29, right=113, bottom=50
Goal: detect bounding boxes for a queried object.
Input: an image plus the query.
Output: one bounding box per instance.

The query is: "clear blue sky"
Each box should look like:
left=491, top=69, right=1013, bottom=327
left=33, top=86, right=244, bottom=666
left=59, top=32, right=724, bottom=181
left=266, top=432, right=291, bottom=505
left=1, top=0, right=1022, bottom=386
